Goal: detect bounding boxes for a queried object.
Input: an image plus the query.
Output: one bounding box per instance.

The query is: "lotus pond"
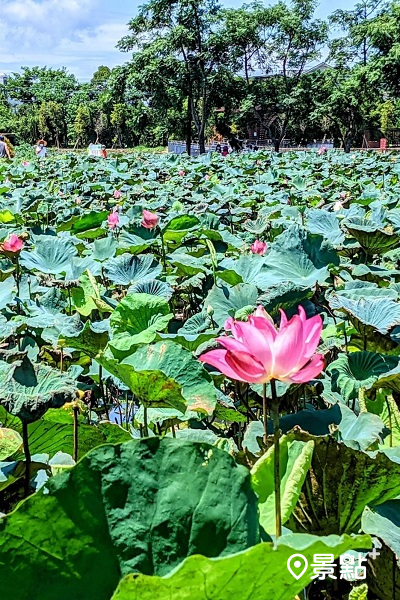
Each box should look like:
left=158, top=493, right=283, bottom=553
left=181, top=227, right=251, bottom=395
left=2, top=149, right=400, bottom=599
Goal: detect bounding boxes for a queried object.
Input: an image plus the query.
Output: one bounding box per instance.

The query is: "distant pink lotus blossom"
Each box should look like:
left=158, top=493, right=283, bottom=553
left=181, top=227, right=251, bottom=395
left=339, top=191, right=346, bottom=199
left=178, top=170, right=185, bottom=176
left=205, top=174, right=210, bottom=180
left=76, top=198, right=81, bottom=205
left=141, top=209, right=159, bottom=229
left=250, top=240, right=267, bottom=255
left=107, top=211, right=120, bottom=229
left=59, top=191, right=63, bottom=196
left=2, top=234, right=23, bottom=254
left=318, top=146, right=327, bottom=155
left=22, top=161, right=29, bottom=166
left=199, top=305, right=324, bottom=385
left=113, top=190, right=122, bottom=199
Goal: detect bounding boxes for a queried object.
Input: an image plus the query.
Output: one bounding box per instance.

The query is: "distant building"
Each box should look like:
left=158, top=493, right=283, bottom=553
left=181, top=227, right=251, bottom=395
left=0, top=73, right=7, bottom=85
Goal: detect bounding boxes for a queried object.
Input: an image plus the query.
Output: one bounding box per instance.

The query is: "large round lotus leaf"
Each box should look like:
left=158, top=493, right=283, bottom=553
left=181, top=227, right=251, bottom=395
left=290, top=431, right=400, bottom=535
left=0, top=438, right=259, bottom=600
left=100, top=340, right=217, bottom=414
left=0, top=357, right=78, bottom=423
left=345, top=217, right=400, bottom=255
left=109, top=293, right=172, bottom=357
left=104, top=253, right=162, bottom=286
left=328, top=351, right=400, bottom=401
left=112, top=533, right=370, bottom=600
left=20, top=236, right=77, bottom=274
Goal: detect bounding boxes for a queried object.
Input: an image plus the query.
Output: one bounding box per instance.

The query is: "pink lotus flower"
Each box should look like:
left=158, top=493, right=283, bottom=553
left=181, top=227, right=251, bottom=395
left=2, top=234, right=23, bottom=254
left=22, top=161, right=29, bottom=166
left=76, top=198, right=81, bottom=205
left=107, top=211, right=119, bottom=229
left=59, top=191, right=63, bottom=196
left=250, top=240, right=267, bottom=255
left=141, top=209, right=159, bottom=229
left=318, top=146, right=327, bottom=155
left=113, top=190, right=122, bottom=199
left=339, top=191, right=346, bottom=199
left=178, top=170, right=185, bottom=176
left=199, top=305, right=324, bottom=385
left=205, top=174, right=210, bottom=181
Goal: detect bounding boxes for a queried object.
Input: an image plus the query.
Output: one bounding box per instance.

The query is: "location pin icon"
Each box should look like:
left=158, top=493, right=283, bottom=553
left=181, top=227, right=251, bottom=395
left=287, top=554, right=308, bottom=580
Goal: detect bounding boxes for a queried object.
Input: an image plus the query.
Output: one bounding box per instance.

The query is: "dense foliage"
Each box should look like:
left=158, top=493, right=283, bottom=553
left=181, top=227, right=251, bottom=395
left=1, top=148, right=400, bottom=598
left=3, top=0, right=400, bottom=151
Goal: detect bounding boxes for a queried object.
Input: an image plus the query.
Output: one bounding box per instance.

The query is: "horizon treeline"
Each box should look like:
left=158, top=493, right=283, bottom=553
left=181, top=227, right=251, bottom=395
left=1, top=0, right=399, bottom=153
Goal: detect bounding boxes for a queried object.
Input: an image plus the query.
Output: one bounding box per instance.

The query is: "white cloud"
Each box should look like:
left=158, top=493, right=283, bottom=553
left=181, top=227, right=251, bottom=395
left=0, top=0, right=132, bottom=79
left=2, top=0, right=103, bottom=45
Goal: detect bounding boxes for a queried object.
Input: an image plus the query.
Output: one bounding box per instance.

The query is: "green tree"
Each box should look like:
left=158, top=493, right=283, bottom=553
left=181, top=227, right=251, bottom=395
left=222, top=0, right=328, bottom=151
left=118, top=0, right=230, bottom=154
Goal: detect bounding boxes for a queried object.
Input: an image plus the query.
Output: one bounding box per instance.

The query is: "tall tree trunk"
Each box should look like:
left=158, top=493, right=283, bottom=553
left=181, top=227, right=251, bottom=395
left=186, top=100, right=192, bottom=156
left=198, top=128, right=206, bottom=154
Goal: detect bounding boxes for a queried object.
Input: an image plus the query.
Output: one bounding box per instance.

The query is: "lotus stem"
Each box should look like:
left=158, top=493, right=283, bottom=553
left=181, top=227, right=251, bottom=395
left=143, top=405, right=149, bottom=437
left=271, top=378, right=282, bottom=538
left=99, top=366, right=109, bottom=420
left=262, top=382, right=268, bottom=446
left=22, top=421, right=31, bottom=498
left=160, top=230, right=166, bottom=271
left=73, top=405, right=79, bottom=462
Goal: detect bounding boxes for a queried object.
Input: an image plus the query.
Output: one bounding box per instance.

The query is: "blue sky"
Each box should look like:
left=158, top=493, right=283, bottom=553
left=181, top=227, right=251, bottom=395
left=1, top=0, right=353, bottom=81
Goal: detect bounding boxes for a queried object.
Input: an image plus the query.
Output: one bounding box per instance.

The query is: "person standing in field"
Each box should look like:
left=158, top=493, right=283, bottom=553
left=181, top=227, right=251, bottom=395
left=35, top=139, right=47, bottom=158
left=0, top=135, right=11, bottom=159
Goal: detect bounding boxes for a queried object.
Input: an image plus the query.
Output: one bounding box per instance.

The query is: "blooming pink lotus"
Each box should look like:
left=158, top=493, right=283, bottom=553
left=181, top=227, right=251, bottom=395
left=250, top=240, right=267, bottom=255
left=178, top=170, right=185, bottom=176
left=205, top=174, right=210, bottom=181
left=141, top=209, right=159, bottom=229
left=107, top=211, right=119, bottom=229
left=318, top=146, right=327, bottom=155
left=22, top=161, right=29, bottom=166
left=199, top=305, right=324, bottom=384
left=113, top=190, right=122, bottom=199
left=2, top=234, right=23, bottom=254
left=339, top=191, right=346, bottom=199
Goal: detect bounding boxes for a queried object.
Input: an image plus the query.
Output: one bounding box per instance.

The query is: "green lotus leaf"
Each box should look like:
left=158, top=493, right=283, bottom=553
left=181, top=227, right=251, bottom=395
left=0, top=427, right=22, bottom=460
left=128, top=278, right=173, bottom=299
left=338, top=404, right=385, bottom=451
left=306, top=209, right=345, bottom=246
left=328, top=352, right=400, bottom=402
left=290, top=431, right=400, bottom=534
left=362, top=500, right=400, bottom=563
left=112, top=532, right=370, bottom=600
left=329, top=293, right=400, bottom=335
left=20, top=236, right=77, bottom=274
left=217, top=254, right=266, bottom=287
left=243, top=214, right=269, bottom=234
left=0, top=357, right=77, bottom=423
left=0, top=438, right=259, bottom=599
left=345, top=217, right=400, bottom=255
left=204, top=283, right=259, bottom=327
left=109, top=293, right=172, bottom=358
left=105, top=253, right=162, bottom=286
left=99, top=340, right=217, bottom=414
left=251, top=434, right=315, bottom=534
